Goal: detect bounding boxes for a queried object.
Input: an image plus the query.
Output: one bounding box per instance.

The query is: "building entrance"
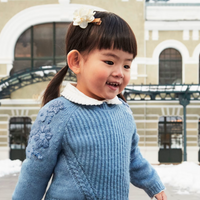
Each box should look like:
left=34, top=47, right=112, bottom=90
left=9, top=117, right=32, bottom=161
left=158, top=116, right=182, bottom=163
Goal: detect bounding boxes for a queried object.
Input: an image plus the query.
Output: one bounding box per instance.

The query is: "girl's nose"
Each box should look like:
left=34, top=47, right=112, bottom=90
left=112, top=67, right=124, bottom=78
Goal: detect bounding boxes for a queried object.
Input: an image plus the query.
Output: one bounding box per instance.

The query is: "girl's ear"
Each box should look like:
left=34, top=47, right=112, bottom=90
left=67, top=50, right=82, bottom=74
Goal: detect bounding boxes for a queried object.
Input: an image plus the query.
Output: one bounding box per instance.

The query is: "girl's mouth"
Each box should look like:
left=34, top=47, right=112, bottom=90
left=106, top=82, right=120, bottom=89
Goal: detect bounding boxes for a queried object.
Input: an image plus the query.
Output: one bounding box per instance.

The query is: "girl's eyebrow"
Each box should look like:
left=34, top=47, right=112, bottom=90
left=101, top=53, right=133, bottom=61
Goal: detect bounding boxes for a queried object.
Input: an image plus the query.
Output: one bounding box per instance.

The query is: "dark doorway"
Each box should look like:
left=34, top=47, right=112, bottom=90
left=9, top=117, right=32, bottom=161
left=158, top=116, right=182, bottom=163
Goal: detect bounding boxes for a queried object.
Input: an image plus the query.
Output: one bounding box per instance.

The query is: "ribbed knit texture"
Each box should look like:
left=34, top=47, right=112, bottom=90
left=63, top=102, right=133, bottom=199
left=12, top=97, right=165, bottom=200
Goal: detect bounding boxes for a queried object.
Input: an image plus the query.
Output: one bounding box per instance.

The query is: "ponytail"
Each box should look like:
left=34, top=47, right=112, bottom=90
left=117, top=93, right=127, bottom=102
left=42, top=65, right=68, bottom=106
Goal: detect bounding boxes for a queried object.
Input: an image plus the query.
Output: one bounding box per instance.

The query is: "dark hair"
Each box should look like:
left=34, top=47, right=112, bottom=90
left=42, top=11, right=137, bottom=106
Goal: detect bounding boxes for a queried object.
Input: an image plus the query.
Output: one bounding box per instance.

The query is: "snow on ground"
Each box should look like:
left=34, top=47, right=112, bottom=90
left=0, top=159, right=200, bottom=195
left=153, top=162, right=200, bottom=194
left=0, top=159, right=22, bottom=177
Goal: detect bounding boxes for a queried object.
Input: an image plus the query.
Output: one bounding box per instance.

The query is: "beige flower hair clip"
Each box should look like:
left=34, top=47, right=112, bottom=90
left=73, top=7, right=102, bottom=29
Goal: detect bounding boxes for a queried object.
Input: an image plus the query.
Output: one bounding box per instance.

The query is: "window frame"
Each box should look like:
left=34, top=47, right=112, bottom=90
left=158, top=116, right=183, bottom=149
left=13, top=22, right=69, bottom=75
left=159, top=48, right=182, bottom=85
left=9, top=117, right=32, bottom=150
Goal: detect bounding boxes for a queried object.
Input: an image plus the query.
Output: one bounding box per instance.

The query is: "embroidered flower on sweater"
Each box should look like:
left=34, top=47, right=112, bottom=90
left=26, top=144, right=43, bottom=160
left=48, top=100, right=64, bottom=114
left=37, top=100, right=64, bottom=124
left=39, top=109, right=48, bottom=122
left=27, top=123, right=52, bottom=160
left=28, top=122, right=42, bottom=143
left=39, top=109, right=54, bottom=124
left=34, top=125, right=53, bottom=148
left=26, top=100, right=64, bottom=160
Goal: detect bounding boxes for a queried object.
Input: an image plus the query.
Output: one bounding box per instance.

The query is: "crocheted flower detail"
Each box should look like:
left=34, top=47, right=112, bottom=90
left=28, top=122, right=42, bottom=143
left=26, top=144, right=43, bottom=160
left=39, top=109, right=54, bottom=124
left=73, top=7, right=95, bottom=29
left=46, top=112, right=55, bottom=124
left=34, top=125, right=53, bottom=149
left=48, top=100, right=64, bottom=114
left=39, top=109, right=48, bottom=122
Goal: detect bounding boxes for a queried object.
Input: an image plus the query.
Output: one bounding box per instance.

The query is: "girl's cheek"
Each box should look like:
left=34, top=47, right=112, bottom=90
left=124, top=74, right=131, bottom=85
left=95, top=69, right=109, bottom=79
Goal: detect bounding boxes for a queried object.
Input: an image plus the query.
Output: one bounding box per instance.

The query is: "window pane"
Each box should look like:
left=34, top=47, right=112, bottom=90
left=159, top=48, right=182, bottom=84
left=171, top=134, right=182, bottom=148
left=11, top=60, right=31, bottom=75
left=15, top=29, right=31, bottom=58
left=34, top=59, right=53, bottom=69
left=56, top=59, right=66, bottom=68
left=13, top=22, right=70, bottom=72
left=10, top=117, right=32, bottom=150
left=33, top=24, right=53, bottom=58
left=55, top=23, right=70, bottom=57
left=159, top=116, right=182, bottom=149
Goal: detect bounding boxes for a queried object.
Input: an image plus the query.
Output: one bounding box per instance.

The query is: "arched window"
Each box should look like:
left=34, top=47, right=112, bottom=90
left=9, top=117, right=32, bottom=161
left=12, top=22, right=70, bottom=75
left=159, top=48, right=182, bottom=85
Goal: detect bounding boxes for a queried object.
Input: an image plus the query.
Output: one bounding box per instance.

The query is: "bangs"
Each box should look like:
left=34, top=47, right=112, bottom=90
left=86, top=12, right=137, bottom=58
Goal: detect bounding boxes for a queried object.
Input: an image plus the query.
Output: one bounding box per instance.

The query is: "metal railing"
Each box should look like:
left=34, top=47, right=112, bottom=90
left=0, top=66, right=76, bottom=99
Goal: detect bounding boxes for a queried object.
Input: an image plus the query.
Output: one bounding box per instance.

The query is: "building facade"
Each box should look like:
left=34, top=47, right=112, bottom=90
left=0, top=0, right=200, bottom=163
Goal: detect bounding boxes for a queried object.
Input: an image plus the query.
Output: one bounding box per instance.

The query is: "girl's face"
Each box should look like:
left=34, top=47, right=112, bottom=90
left=76, top=48, right=133, bottom=100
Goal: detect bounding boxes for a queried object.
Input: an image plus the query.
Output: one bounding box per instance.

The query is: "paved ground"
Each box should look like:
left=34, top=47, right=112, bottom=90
left=1, top=173, right=200, bottom=200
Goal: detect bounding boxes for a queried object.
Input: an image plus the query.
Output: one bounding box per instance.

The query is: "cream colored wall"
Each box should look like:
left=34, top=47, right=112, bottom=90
left=185, top=64, right=198, bottom=84
left=11, top=82, right=48, bottom=100
left=146, top=31, right=199, bottom=58
left=0, top=64, right=7, bottom=77
left=0, top=0, right=58, bottom=32
left=146, top=65, right=157, bottom=84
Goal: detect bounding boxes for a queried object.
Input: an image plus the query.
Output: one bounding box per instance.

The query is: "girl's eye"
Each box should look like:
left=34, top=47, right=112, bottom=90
left=104, top=61, right=114, bottom=65
left=124, top=65, right=130, bottom=69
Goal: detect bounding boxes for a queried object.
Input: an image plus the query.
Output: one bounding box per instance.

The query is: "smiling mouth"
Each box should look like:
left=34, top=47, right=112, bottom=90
left=106, top=82, right=120, bottom=87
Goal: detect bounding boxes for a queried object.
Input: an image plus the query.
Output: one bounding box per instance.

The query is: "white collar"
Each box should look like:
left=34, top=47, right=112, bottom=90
left=61, top=83, right=122, bottom=105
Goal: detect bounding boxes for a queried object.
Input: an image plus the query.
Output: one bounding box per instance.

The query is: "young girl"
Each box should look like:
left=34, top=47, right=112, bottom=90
left=13, top=8, right=167, bottom=200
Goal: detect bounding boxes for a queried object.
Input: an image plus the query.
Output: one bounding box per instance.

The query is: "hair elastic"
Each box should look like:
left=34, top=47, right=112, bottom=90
left=91, top=18, right=102, bottom=25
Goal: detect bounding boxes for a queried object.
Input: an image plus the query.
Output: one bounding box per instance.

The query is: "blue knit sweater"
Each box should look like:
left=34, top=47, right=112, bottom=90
left=12, top=96, right=164, bottom=200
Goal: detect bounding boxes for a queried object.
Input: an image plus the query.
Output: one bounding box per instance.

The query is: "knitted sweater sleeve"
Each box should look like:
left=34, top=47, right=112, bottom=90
left=129, top=120, right=165, bottom=198
left=12, top=100, right=65, bottom=200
